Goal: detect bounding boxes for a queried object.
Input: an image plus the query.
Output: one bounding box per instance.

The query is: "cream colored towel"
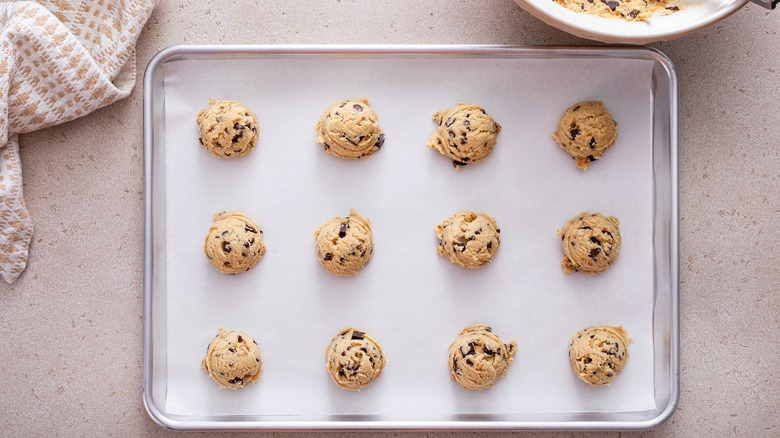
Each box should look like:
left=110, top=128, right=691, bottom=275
left=0, top=0, right=155, bottom=283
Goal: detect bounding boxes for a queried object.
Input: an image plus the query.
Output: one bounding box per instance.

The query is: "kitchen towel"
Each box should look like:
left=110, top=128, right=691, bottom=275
left=0, top=0, right=155, bottom=283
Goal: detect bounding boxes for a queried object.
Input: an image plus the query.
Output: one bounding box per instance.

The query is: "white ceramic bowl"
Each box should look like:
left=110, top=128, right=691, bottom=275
left=514, top=0, right=748, bottom=44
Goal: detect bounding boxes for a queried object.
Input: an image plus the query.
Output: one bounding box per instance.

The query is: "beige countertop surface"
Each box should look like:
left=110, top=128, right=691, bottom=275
left=1, top=0, right=778, bottom=436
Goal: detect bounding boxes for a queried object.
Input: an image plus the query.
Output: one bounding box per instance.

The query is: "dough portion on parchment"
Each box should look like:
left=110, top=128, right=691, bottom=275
left=552, top=101, right=617, bottom=170
left=427, top=103, right=501, bottom=169
left=197, top=99, right=259, bottom=158
left=569, top=325, right=631, bottom=386
left=314, top=210, right=374, bottom=276
left=435, top=211, right=500, bottom=269
left=201, top=328, right=263, bottom=390
left=315, top=98, right=385, bottom=159
left=448, top=324, right=517, bottom=390
left=325, top=327, right=386, bottom=391
left=204, top=211, right=266, bottom=274
left=558, top=212, right=620, bottom=274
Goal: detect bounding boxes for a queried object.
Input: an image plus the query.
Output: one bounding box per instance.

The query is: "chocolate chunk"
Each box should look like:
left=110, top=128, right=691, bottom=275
left=222, top=241, right=231, bottom=253
left=256, top=358, right=260, bottom=362
left=570, top=125, right=581, bottom=140
left=244, top=224, right=257, bottom=234
left=338, top=256, right=346, bottom=264
left=360, top=347, right=368, bottom=353
left=487, top=241, right=492, bottom=249
left=339, top=101, right=348, bottom=108
left=484, top=346, right=495, bottom=355
left=465, top=358, right=474, bottom=366
left=587, top=155, right=597, bottom=162
left=339, top=223, right=347, bottom=238
left=353, top=104, right=363, bottom=112
left=324, top=253, right=333, bottom=261
left=351, top=331, right=365, bottom=340
left=590, top=237, right=600, bottom=244
left=228, top=377, right=243, bottom=385
left=589, top=138, right=597, bottom=149
left=198, top=138, right=204, bottom=145
left=463, top=120, right=471, bottom=128
left=462, top=156, right=470, bottom=162
left=666, top=5, right=679, bottom=10
left=573, top=105, right=581, bottom=111
left=228, top=347, right=236, bottom=353
left=445, top=117, right=455, bottom=127
left=341, top=351, right=346, bottom=356
left=233, top=123, right=244, bottom=130
left=460, top=138, right=467, bottom=145
left=628, top=9, right=639, bottom=17
left=338, top=369, right=345, bottom=376
left=237, top=335, right=243, bottom=343
left=453, top=357, right=459, bottom=373
left=496, top=229, right=500, bottom=234
left=452, top=160, right=468, bottom=168
left=376, top=133, right=385, bottom=149
left=448, top=130, right=456, bottom=138
left=605, top=0, right=619, bottom=10
left=590, top=248, right=601, bottom=258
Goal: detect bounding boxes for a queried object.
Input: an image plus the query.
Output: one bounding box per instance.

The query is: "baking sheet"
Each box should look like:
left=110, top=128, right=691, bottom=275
left=160, top=54, right=657, bottom=417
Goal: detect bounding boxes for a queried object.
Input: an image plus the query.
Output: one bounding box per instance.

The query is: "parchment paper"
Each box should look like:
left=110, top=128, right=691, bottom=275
left=161, top=53, right=658, bottom=417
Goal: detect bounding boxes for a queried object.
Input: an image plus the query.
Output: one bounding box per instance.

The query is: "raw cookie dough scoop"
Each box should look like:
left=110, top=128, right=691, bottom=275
left=325, top=328, right=386, bottom=391
left=202, top=328, right=263, bottom=389
left=448, top=324, right=517, bottom=390
left=558, top=212, right=621, bottom=274
left=435, top=211, right=500, bottom=269
left=204, top=212, right=266, bottom=274
left=315, top=98, right=385, bottom=159
left=427, top=103, right=501, bottom=169
left=569, top=325, right=631, bottom=386
left=196, top=99, right=259, bottom=158
left=314, top=210, right=374, bottom=276
left=552, top=101, right=617, bottom=170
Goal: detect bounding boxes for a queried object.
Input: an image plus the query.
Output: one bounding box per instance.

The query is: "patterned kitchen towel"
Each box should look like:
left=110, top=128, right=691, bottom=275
left=0, top=0, right=155, bottom=283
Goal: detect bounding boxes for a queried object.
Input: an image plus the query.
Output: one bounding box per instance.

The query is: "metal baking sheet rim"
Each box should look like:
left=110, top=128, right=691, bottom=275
left=142, top=44, right=679, bottom=431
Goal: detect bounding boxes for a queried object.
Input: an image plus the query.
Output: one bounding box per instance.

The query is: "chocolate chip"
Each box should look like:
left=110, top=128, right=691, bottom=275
left=570, top=125, right=580, bottom=140
left=237, top=335, right=243, bottom=343
left=253, top=340, right=257, bottom=345
left=353, top=104, right=363, bottom=112
left=496, top=229, right=500, bottom=234
left=589, top=138, right=597, bottom=149
left=244, top=224, right=257, bottom=234
left=584, top=357, right=592, bottom=364
left=590, top=237, right=600, bottom=244
left=460, top=138, right=467, bottom=145
left=666, top=5, right=679, bottom=10
left=198, top=138, right=204, bottom=145
left=629, top=9, right=639, bottom=17
left=339, top=223, right=347, bottom=238
left=360, top=347, right=368, bottom=353
left=462, top=156, right=470, bottom=162
left=448, top=130, right=456, bottom=138
left=445, top=117, right=455, bottom=127
left=606, top=0, right=619, bottom=10
left=588, top=155, right=597, bottom=162
left=351, top=331, right=365, bottom=340
left=228, top=347, right=236, bottom=353
left=256, top=358, right=260, bottom=362
left=465, top=359, right=474, bottom=366
left=338, top=369, right=345, bottom=376
left=339, top=257, right=346, bottom=264
left=341, top=351, right=346, bottom=356
left=339, top=101, right=348, bottom=108
left=590, top=248, right=601, bottom=258
left=484, top=346, right=495, bottom=355
left=453, top=358, right=459, bottom=373
left=464, top=120, right=471, bottom=129
left=452, top=160, right=468, bottom=168
left=573, top=105, right=581, bottom=111
left=232, top=132, right=243, bottom=143
left=228, top=377, right=243, bottom=385
left=324, top=253, right=333, bottom=261
left=222, top=241, right=231, bottom=253
left=487, top=242, right=492, bottom=249
left=375, top=133, right=385, bottom=149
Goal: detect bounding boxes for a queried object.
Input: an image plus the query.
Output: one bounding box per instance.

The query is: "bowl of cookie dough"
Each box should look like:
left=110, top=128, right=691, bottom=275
left=514, top=0, right=748, bottom=44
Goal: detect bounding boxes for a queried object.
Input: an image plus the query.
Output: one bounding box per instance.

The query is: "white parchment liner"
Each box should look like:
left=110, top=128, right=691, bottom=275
left=161, top=55, right=657, bottom=416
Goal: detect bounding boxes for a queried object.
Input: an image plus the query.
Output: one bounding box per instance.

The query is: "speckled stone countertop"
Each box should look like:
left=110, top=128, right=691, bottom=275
left=1, top=1, right=778, bottom=436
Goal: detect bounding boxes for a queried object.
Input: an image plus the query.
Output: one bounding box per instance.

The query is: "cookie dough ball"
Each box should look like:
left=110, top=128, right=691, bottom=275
left=427, top=103, right=501, bottom=169
left=315, top=98, right=385, bottom=159
left=204, top=212, right=266, bottom=274
left=314, top=210, right=373, bottom=276
left=326, top=328, right=386, bottom=391
left=197, top=99, right=259, bottom=158
left=552, top=101, right=617, bottom=170
left=569, top=326, right=631, bottom=386
left=201, top=328, right=263, bottom=389
left=435, top=211, right=500, bottom=269
left=448, top=324, right=517, bottom=390
left=558, top=212, right=621, bottom=274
